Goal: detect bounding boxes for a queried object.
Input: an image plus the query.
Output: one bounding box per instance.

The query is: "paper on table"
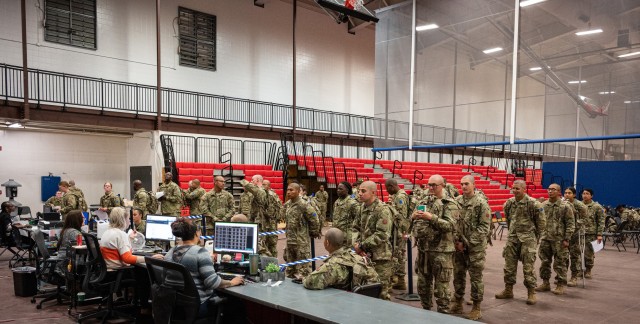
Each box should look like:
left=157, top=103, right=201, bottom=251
left=591, top=240, right=604, bottom=253
left=156, top=191, right=164, bottom=199
left=94, top=210, right=109, bottom=220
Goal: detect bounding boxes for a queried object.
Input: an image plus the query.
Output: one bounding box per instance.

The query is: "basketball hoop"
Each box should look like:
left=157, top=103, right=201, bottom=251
left=345, top=0, right=364, bottom=11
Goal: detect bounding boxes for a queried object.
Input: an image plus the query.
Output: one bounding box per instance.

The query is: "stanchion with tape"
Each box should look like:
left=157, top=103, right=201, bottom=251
left=396, top=238, right=421, bottom=301
left=310, top=235, right=317, bottom=271
left=279, top=255, right=329, bottom=272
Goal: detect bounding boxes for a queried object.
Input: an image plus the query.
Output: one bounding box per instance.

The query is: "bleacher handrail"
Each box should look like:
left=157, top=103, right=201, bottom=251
left=392, top=160, right=403, bottom=179
left=413, top=170, right=424, bottom=189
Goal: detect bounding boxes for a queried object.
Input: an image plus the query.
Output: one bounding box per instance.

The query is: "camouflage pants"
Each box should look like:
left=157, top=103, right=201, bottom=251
left=416, top=251, right=453, bottom=311
left=204, top=215, right=215, bottom=234
left=583, top=234, right=597, bottom=270
left=318, top=205, right=327, bottom=225
left=373, top=259, right=393, bottom=301
left=284, top=244, right=311, bottom=278
left=503, top=239, right=537, bottom=288
left=538, top=239, right=569, bottom=285
left=453, top=250, right=486, bottom=302
left=393, top=239, right=407, bottom=277
left=568, top=233, right=584, bottom=275
left=265, top=235, right=278, bottom=258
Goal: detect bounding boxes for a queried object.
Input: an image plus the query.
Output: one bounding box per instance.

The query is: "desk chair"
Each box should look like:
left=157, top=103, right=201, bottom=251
left=145, top=257, right=227, bottom=324
left=602, top=220, right=628, bottom=252
left=493, top=211, right=508, bottom=240
left=9, top=225, right=35, bottom=268
left=30, top=229, right=69, bottom=309
left=0, top=232, right=19, bottom=263
left=77, top=233, right=136, bottom=323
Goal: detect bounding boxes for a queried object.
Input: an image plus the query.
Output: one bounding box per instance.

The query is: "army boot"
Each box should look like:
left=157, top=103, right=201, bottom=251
left=495, top=285, right=514, bottom=299
left=392, top=276, right=407, bottom=290
left=567, top=273, right=578, bottom=287
left=535, top=280, right=550, bottom=292
left=584, top=268, right=592, bottom=279
left=467, top=301, right=482, bottom=321
left=526, top=288, right=537, bottom=305
left=450, top=296, right=464, bottom=314
left=552, top=284, right=565, bottom=295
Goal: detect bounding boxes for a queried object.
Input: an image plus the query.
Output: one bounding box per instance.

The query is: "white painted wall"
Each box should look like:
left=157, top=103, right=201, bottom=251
left=0, top=0, right=375, bottom=116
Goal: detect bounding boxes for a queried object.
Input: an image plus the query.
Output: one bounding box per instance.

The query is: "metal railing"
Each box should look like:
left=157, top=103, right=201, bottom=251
left=163, top=135, right=277, bottom=165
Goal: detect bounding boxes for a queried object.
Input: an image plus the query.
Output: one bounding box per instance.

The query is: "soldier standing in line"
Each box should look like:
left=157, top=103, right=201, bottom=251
left=45, top=191, right=63, bottom=209
left=352, top=181, right=394, bottom=301
left=315, top=185, right=329, bottom=226
left=158, top=172, right=183, bottom=217
left=239, top=189, right=253, bottom=217
left=183, top=179, right=206, bottom=215
left=57, top=181, right=80, bottom=220
left=203, top=176, right=235, bottom=230
left=132, top=180, right=150, bottom=217
left=443, top=179, right=460, bottom=198
left=263, top=180, right=282, bottom=257
left=495, top=180, right=546, bottom=305
left=69, top=180, right=88, bottom=212
left=451, top=175, right=491, bottom=320
left=385, top=178, right=410, bottom=291
left=303, top=228, right=379, bottom=290
left=563, top=187, right=588, bottom=287
left=536, top=183, right=574, bottom=295
left=351, top=180, right=363, bottom=201
left=581, top=188, right=605, bottom=279
left=283, top=183, right=320, bottom=279
left=412, top=183, right=427, bottom=201
left=411, top=175, right=457, bottom=313
left=240, top=175, right=271, bottom=255
left=332, top=181, right=358, bottom=247
left=99, top=182, right=124, bottom=215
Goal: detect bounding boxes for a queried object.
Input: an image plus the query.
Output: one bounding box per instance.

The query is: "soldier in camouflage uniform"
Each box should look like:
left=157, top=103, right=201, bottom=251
left=536, top=183, right=574, bottom=295
left=412, top=183, right=427, bottom=201
left=352, top=181, right=394, bottom=300
left=241, top=175, right=271, bottom=256
left=563, top=187, right=588, bottom=287
left=451, top=175, right=491, bottom=320
left=239, top=190, right=253, bottom=217
left=132, top=207, right=146, bottom=234
left=263, top=180, right=283, bottom=257
left=581, top=188, right=605, bottom=279
left=69, top=180, right=88, bottom=212
left=158, top=172, right=183, bottom=217
left=132, top=180, right=150, bottom=217
left=351, top=180, right=363, bottom=201
left=495, top=180, right=546, bottom=305
left=303, top=228, right=379, bottom=290
left=385, top=178, right=410, bottom=290
left=99, top=182, right=124, bottom=215
left=411, top=175, right=457, bottom=313
left=332, top=182, right=358, bottom=247
left=283, top=183, right=320, bottom=278
left=183, top=179, right=206, bottom=215
left=315, top=185, right=329, bottom=226
left=203, top=176, right=235, bottom=230
left=57, top=181, right=81, bottom=220
left=444, top=179, right=460, bottom=198
left=618, top=205, right=640, bottom=230
left=45, top=191, right=63, bottom=209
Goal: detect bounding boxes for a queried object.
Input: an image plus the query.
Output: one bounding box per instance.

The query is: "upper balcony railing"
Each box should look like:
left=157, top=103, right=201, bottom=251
left=0, top=63, right=600, bottom=160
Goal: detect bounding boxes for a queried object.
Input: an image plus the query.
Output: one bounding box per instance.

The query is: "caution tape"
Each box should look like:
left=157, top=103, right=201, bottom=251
left=183, top=215, right=203, bottom=219
left=279, top=255, right=328, bottom=271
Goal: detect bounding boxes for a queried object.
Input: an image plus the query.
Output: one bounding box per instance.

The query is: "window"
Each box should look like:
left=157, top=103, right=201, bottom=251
left=178, top=7, right=217, bottom=71
left=44, top=0, right=97, bottom=50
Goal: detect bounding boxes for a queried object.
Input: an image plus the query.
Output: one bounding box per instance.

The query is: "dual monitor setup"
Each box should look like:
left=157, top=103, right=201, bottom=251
left=145, top=215, right=258, bottom=255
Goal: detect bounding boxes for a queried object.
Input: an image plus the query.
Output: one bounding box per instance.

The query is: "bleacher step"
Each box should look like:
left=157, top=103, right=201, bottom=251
left=213, top=169, right=245, bottom=177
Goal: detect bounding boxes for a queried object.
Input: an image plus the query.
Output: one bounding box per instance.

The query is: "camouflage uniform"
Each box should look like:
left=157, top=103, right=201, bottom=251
left=621, top=208, right=640, bottom=230
left=352, top=199, right=394, bottom=300
left=454, top=194, right=491, bottom=302
left=133, top=188, right=150, bottom=218
left=202, top=189, right=235, bottom=229
left=412, top=196, right=456, bottom=312
left=412, top=187, right=425, bottom=201
left=241, top=180, right=270, bottom=256
left=100, top=191, right=124, bottom=215
left=158, top=181, right=183, bottom=217
left=388, top=189, right=410, bottom=283
left=332, top=196, right=358, bottom=246
left=239, top=191, right=253, bottom=216
left=60, top=191, right=81, bottom=220
left=264, top=189, right=283, bottom=257
left=567, top=200, right=587, bottom=277
left=69, top=186, right=88, bottom=211
left=582, top=200, right=605, bottom=272
left=303, top=246, right=379, bottom=290
left=134, top=220, right=146, bottom=234
left=539, top=199, right=574, bottom=285
left=183, top=186, right=206, bottom=215
left=502, top=195, right=546, bottom=289
left=315, top=190, right=329, bottom=225
left=283, top=197, right=320, bottom=278
left=45, top=196, right=63, bottom=208
left=445, top=183, right=460, bottom=198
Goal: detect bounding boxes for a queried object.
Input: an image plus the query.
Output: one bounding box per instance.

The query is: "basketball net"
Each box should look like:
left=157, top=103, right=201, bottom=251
left=345, top=0, right=364, bottom=11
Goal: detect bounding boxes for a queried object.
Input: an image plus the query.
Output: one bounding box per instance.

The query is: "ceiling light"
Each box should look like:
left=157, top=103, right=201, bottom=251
left=624, top=100, right=640, bottom=104
left=598, top=91, right=615, bottom=94
left=575, top=29, right=603, bottom=36
left=8, top=122, right=23, bottom=128
left=618, top=51, right=640, bottom=58
left=529, top=67, right=542, bottom=71
left=520, top=0, right=546, bottom=7
left=568, top=80, right=587, bottom=84
left=416, top=24, right=438, bottom=31
left=483, top=47, right=503, bottom=54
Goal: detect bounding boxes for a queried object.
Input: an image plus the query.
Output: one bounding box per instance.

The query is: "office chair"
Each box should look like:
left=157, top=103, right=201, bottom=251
left=145, top=257, right=227, bottom=324
left=30, top=229, right=69, bottom=309
left=352, top=283, right=383, bottom=298
left=77, top=233, right=136, bottom=323
left=9, top=225, right=35, bottom=268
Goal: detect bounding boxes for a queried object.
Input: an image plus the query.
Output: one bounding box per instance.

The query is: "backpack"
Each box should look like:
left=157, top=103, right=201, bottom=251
left=265, top=190, right=282, bottom=220
left=350, top=257, right=380, bottom=290
left=67, top=191, right=86, bottom=212
left=146, top=190, right=159, bottom=214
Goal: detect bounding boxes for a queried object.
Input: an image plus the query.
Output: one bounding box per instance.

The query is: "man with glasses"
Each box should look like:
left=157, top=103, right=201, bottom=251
left=563, top=187, right=588, bottom=287
left=203, top=176, right=235, bottom=230
left=536, top=184, right=574, bottom=295
left=352, top=181, right=394, bottom=300
left=411, top=175, right=458, bottom=313
left=581, top=188, right=605, bottom=279
left=496, top=180, right=545, bottom=305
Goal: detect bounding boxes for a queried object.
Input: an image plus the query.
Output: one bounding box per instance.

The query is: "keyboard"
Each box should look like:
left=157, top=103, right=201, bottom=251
left=218, top=272, right=242, bottom=281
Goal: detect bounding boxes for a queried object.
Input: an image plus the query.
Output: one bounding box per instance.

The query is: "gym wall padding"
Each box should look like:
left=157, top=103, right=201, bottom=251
left=541, top=160, right=640, bottom=207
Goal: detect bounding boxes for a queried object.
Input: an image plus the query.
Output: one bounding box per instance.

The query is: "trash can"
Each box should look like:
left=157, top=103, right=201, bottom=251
left=12, top=266, right=37, bottom=297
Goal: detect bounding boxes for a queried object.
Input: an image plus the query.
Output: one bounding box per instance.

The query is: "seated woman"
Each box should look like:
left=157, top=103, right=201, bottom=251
left=1, top=201, right=25, bottom=246
left=56, top=210, right=84, bottom=272
left=100, top=207, right=145, bottom=268
left=165, top=218, right=244, bottom=317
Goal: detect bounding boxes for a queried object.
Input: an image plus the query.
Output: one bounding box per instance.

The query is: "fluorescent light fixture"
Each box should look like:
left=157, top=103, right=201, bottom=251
left=483, top=47, right=503, bottom=54
left=618, top=51, right=640, bottom=58
left=568, top=80, right=587, bottom=84
left=624, top=100, right=640, bottom=104
left=8, top=122, right=23, bottom=128
left=575, top=28, right=603, bottom=36
left=416, top=23, right=438, bottom=31
left=520, top=0, right=546, bottom=7
left=598, top=91, right=615, bottom=94
left=529, top=67, right=542, bottom=71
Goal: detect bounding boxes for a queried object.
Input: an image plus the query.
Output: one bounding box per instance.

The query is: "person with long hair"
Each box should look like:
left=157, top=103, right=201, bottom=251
left=57, top=210, right=84, bottom=258
left=100, top=207, right=145, bottom=268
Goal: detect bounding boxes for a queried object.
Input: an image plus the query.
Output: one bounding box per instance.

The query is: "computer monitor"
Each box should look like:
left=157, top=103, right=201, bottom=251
left=214, top=222, right=258, bottom=255
left=145, top=215, right=176, bottom=241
